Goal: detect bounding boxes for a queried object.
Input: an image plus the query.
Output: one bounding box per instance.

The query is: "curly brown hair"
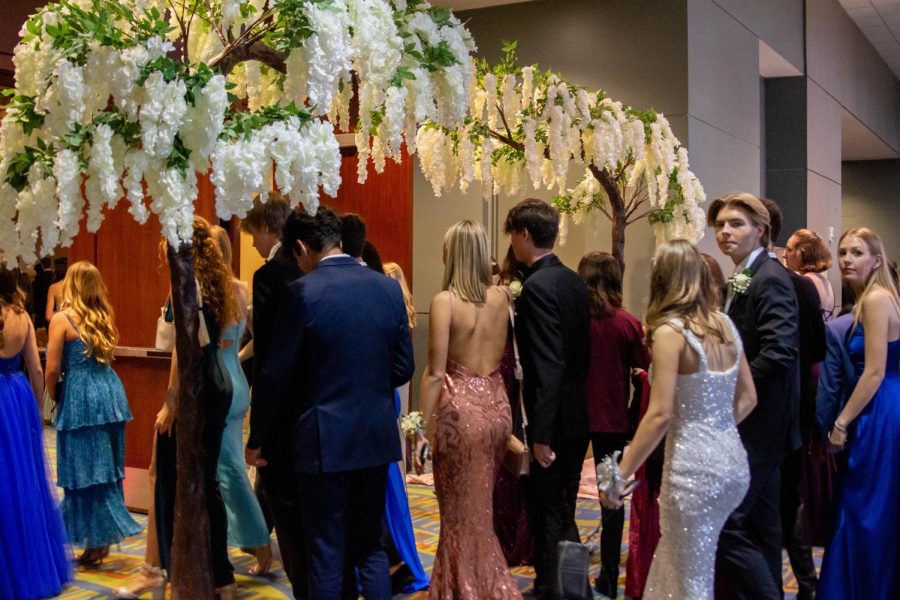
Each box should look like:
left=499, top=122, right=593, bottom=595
left=192, top=217, right=238, bottom=330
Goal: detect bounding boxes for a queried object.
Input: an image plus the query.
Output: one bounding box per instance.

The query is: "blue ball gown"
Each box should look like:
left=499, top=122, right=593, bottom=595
left=819, top=326, right=900, bottom=598
left=0, top=354, right=71, bottom=599
left=55, top=329, right=141, bottom=548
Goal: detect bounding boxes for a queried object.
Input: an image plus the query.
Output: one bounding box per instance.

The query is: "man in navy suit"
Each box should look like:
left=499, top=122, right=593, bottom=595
left=246, top=206, right=415, bottom=600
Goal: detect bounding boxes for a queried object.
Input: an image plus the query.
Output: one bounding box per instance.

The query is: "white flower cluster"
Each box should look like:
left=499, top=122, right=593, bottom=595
left=211, top=118, right=342, bottom=219
left=0, top=0, right=475, bottom=263
left=416, top=68, right=707, bottom=245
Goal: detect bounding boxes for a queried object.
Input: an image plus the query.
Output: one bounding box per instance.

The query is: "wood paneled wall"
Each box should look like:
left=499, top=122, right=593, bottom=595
left=66, top=155, right=413, bottom=470
left=328, top=151, right=414, bottom=284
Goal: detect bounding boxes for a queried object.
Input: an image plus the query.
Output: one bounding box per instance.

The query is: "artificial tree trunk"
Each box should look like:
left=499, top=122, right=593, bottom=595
left=166, top=243, right=214, bottom=598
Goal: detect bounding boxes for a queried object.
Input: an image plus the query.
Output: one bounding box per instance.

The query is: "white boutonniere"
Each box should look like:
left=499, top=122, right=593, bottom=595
left=509, top=279, right=524, bottom=299
left=728, top=269, right=753, bottom=295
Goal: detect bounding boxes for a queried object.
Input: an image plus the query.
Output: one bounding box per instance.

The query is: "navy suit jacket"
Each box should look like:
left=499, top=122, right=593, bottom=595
left=248, top=255, right=414, bottom=473
left=815, top=313, right=857, bottom=437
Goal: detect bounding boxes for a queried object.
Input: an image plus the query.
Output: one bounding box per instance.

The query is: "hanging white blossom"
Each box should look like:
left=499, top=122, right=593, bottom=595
left=0, top=0, right=475, bottom=259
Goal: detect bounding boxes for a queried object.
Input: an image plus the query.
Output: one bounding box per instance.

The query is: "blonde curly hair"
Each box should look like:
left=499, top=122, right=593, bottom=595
left=62, top=261, right=118, bottom=363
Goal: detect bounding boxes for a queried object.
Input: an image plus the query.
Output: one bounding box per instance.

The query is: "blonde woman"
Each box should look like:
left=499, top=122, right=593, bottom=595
left=419, top=220, right=521, bottom=599
left=384, top=261, right=415, bottom=419
left=819, top=228, right=900, bottom=598
left=46, top=261, right=141, bottom=566
left=598, top=240, right=757, bottom=600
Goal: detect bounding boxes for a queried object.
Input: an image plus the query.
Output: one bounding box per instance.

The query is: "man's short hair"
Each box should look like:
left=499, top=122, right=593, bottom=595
left=283, top=205, right=343, bottom=255
left=759, top=198, right=783, bottom=245
left=240, top=191, right=292, bottom=235
left=341, top=214, right=367, bottom=258
left=706, top=192, right=772, bottom=249
left=503, top=199, right=559, bottom=249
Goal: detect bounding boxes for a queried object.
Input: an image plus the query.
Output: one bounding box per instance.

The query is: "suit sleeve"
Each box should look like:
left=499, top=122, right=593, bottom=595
left=796, top=276, right=827, bottom=365
left=389, top=282, right=415, bottom=388
left=748, top=271, right=799, bottom=381
left=519, top=283, right=567, bottom=445
left=815, top=325, right=845, bottom=437
left=252, top=266, right=278, bottom=371
left=248, top=282, right=305, bottom=450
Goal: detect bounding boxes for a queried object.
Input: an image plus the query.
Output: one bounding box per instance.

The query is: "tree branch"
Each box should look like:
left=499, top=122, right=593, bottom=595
left=210, top=40, right=286, bottom=76
left=626, top=208, right=655, bottom=225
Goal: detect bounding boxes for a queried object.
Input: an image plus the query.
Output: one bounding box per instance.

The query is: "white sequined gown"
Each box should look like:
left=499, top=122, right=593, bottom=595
left=644, top=317, right=750, bottom=599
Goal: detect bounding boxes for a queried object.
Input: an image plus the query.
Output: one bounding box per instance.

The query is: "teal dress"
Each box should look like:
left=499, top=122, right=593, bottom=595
left=217, top=319, right=269, bottom=548
left=55, top=318, right=141, bottom=548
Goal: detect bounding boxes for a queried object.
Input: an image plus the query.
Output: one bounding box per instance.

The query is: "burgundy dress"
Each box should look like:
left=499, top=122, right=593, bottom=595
left=430, top=360, right=523, bottom=600
left=493, top=335, right=533, bottom=566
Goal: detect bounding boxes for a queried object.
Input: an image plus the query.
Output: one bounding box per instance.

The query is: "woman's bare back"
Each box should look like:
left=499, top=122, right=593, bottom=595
left=0, top=307, right=29, bottom=358
left=445, top=286, right=511, bottom=376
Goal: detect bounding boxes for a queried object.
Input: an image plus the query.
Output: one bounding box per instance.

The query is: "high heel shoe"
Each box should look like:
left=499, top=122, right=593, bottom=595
left=113, top=563, right=166, bottom=599
left=249, top=544, right=273, bottom=576
left=76, top=545, right=109, bottom=567
left=216, top=583, right=237, bottom=600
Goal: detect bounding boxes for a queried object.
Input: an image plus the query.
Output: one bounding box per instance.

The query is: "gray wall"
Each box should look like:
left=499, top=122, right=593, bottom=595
left=406, top=0, right=900, bottom=408
left=842, top=160, right=900, bottom=261
left=807, top=0, right=900, bottom=154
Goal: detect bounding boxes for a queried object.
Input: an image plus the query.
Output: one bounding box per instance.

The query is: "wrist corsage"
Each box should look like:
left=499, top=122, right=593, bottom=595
left=596, top=451, right=638, bottom=505
left=400, top=411, right=425, bottom=437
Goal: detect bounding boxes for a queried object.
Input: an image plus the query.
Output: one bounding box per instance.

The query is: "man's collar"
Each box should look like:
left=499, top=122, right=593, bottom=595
left=267, top=241, right=282, bottom=262
left=320, top=253, right=351, bottom=263
left=525, top=253, right=558, bottom=276
left=735, top=246, right=765, bottom=273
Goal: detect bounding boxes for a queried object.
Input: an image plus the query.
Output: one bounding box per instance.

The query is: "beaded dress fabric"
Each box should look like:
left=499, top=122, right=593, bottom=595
left=430, top=359, right=522, bottom=600
left=644, top=317, right=749, bottom=600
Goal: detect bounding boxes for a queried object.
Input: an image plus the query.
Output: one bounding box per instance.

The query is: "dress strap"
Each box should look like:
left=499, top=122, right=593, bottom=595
left=666, top=318, right=708, bottom=370
left=718, top=312, right=743, bottom=362
left=63, top=313, right=82, bottom=337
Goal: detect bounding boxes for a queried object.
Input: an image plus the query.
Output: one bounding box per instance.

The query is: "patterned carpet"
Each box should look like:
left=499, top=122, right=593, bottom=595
left=42, top=427, right=819, bottom=598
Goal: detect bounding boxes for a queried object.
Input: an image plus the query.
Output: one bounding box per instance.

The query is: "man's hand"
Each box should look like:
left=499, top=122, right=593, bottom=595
left=245, top=446, right=268, bottom=468
left=533, top=443, right=556, bottom=468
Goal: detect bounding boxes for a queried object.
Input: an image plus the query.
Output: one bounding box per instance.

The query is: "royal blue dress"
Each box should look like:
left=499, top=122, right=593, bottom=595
left=55, top=326, right=141, bottom=548
left=819, top=326, right=900, bottom=598
left=0, top=353, right=71, bottom=599
left=385, top=389, right=429, bottom=592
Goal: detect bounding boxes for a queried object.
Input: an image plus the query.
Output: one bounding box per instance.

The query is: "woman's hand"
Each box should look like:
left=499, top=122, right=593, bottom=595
left=413, top=433, right=431, bottom=474
left=598, top=490, right=623, bottom=510
left=828, top=423, right=848, bottom=453
left=155, top=403, right=175, bottom=436
left=506, top=434, right=526, bottom=455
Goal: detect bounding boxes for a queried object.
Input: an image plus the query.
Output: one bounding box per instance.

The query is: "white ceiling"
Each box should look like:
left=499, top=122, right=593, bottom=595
left=839, top=0, right=900, bottom=79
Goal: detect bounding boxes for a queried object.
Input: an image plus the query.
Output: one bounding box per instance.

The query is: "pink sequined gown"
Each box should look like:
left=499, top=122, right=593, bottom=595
left=430, top=360, right=523, bottom=600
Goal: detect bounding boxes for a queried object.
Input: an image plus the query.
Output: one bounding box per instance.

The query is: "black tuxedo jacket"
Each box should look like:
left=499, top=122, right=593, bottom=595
left=250, top=248, right=302, bottom=456
left=515, top=254, right=591, bottom=446
left=727, top=251, right=800, bottom=463
left=789, top=271, right=826, bottom=441
left=248, top=256, right=414, bottom=473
